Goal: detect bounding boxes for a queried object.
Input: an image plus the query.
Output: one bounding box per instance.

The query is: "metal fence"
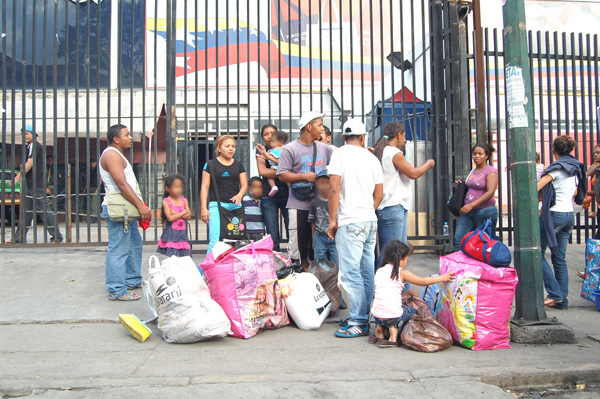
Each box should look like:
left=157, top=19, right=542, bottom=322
left=0, top=0, right=598, bottom=249
left=473, top=28, right=600, bottom=245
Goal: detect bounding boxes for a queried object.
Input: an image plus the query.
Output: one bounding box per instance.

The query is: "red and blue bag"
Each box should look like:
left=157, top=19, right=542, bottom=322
left=460, top=218, right=511, bottom=267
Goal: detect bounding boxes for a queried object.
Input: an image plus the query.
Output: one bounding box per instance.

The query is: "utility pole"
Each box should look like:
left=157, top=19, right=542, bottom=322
left=502, top=0, right=547, bottom=322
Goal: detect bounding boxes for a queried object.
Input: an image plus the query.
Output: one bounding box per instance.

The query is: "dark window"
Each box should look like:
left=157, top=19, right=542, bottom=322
left=0, top=0, right=145, bottom=89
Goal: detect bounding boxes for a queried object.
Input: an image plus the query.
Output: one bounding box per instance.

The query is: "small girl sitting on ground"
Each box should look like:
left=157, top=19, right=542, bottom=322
left=370, top=240, right=455, bottom=348
left=157, top=173, right=192, bottom=257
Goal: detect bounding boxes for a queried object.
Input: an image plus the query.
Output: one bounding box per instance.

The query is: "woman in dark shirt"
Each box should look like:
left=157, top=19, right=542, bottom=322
left=255, top=124, right=289, bottom=251
left=200, top=135, right=248, bottom=254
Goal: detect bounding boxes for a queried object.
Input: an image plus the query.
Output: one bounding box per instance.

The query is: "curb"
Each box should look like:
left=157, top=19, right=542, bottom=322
left=479, top=364, right=600, bottom=390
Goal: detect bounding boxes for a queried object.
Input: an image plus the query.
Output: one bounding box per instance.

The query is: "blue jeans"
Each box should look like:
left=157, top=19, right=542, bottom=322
left=101, top=205, right=142, bottom=297
left=336, top=221, right=377, bottom=326
left=261, top=195, right=289, bottom=252
left=453, top=205, right=498, bottom=251
left=376, top=204, right=408, bottom=268
left=540, top=211, right=573, bottom=306
left=374, top=305, right=417, bottom=333
left=314, top=230, right=338, bottom=265
left=207, top=201, right=243, bottom=254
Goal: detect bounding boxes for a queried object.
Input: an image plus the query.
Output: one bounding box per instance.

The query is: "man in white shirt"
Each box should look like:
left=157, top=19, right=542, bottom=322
left=328, top=118, right=384, bottom=338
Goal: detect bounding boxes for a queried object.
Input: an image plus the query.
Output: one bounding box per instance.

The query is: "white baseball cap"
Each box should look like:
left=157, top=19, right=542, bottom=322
left=298, top=111, right=326, bottom=130
left=342, top=118, right=367, bottom=136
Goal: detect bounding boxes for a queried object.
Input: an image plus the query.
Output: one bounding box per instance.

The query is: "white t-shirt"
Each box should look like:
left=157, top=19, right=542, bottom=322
left=378, top=146, right=411, bottom=210
left=328, top=144, right=384, bottom=227
left=548, top=169, right=577, bottom=212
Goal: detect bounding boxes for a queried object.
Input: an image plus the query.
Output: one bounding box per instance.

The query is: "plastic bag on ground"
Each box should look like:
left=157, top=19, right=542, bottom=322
left=310, top=259, right=341, bottom=317
left=280, top=272, right=331, bottom=330
left=400, top=311, right=453, bottom=353
left=436, top=252, right=518, bottom=350
left=402, top=291, right=433, bottom=318
left=147, top=255, right=231, bottom=343
left=200, top=236, right=289, bottom=339
left=582, top=239, right=600, bottom=302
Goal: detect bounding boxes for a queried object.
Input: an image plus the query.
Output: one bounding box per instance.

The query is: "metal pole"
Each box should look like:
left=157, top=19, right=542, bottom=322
left=165, top=0, right=177, bottom=175
left=502, top=0, right=546, bottom=322
left=473, top=0, right=487, bottom=143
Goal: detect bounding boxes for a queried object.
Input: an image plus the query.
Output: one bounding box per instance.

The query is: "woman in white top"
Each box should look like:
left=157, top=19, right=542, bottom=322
left=372, top=121, right=435, bottom=267
left=537, top=135, right=586, bottom=310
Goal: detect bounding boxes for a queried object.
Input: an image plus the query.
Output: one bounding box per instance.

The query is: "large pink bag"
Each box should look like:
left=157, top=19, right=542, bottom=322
left=199, top=236, right=289, bottom=339
left=436, top=252, right=518, bottom=351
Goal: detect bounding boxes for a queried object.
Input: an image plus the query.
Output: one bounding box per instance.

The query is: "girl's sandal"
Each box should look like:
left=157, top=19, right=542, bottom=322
left=109, top=292, right=140, bottom=301
left=576, top=271, right=586, bottom=280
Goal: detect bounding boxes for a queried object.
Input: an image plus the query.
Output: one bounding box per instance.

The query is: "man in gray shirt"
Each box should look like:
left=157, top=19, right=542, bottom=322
left=277, top=112, right=334, bottom=270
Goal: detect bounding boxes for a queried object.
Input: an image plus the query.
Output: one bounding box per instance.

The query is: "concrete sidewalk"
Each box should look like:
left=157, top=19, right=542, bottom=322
left=1, top=245, right=599, bottom=398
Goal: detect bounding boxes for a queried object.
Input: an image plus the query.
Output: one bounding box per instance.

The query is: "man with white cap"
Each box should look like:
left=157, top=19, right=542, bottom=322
left=328, top=118, right=383, bottom=338
left=277, top=111, right=334, bottom=270
left=13, top=124, right=63, bottom=243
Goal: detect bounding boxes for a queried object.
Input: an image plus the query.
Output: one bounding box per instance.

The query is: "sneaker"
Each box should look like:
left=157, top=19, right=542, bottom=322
left=268, top=186, right=279, bottom=197
left=335, top=324, right=369, bottom=338
left=338, top=317, right=350, bottom=327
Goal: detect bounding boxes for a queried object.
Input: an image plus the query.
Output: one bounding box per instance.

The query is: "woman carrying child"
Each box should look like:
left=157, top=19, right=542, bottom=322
left=157, top=173, right=192, bottom=256
left=200, top=135, right=248, bottom=254
left=370, top=240, right=455, bottom=348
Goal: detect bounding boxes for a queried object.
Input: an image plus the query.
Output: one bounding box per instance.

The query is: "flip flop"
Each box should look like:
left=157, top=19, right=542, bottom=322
left=109, top=292, right=140, bottom=301
left=576, top=271, right=586, bottom=280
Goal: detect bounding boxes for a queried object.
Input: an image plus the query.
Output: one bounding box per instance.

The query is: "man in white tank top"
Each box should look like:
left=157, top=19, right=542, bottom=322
left=99, top=124, right=151, bottom=301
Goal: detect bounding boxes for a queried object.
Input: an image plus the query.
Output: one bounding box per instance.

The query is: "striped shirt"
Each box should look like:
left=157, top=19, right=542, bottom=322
left=242, top=196, right=265, bottom=234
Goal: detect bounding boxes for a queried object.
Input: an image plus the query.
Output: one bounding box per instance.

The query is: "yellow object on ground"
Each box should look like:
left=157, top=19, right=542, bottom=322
left=118, top=314, right=153, bottom=343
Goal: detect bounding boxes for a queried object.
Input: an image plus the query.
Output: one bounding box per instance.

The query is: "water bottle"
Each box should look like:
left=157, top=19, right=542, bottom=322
left=443, top=222, right=449, bottom=236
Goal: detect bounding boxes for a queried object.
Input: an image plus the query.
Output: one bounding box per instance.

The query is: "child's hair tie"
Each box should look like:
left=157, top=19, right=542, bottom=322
left=383, top=135, right=389, bottom=139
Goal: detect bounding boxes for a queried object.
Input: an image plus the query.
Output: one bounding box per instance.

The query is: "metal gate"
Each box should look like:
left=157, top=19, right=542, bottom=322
left=1, top=0, right=598, bottom=249
left=470, top=20, right=600, bottom=245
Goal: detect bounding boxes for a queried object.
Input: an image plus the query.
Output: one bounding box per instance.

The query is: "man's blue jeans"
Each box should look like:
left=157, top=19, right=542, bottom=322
left=314, top=230, right=338, bottom=265
left=376, top=204, right=408, bottom=268
left=540, top=211, right=573, bottom=306
left=207, top=201, right=243, bottom=254
left=453, top=205, right=498, bottom=251
left=101, top=205, right=142, bottom=298
left=336, top=221, right=377, bottom=326
left=262, top=195, right=289, bottom=252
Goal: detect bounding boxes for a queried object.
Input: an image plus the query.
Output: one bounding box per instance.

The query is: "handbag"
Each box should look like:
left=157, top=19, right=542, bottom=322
left=290, top=142, right=317, bottom=201
left=460, top=218, right=511, bottom=267
left=208, top=160, right=248, bottom=241
left=447, top=169, right=474, bottom=217
left=106, top=186, right=143, bottom=222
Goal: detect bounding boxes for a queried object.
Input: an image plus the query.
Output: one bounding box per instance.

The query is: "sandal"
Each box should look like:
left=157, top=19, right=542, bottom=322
left=576, top=271, right=586, bottom=280
left=108, top=292, right=140, bottom=301
left=544, top=298, right=563, bottom=307
left=377, top=339, right=397, bottom=348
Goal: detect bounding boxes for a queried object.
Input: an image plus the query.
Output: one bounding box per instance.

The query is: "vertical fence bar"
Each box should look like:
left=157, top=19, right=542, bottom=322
left=0, top=0, right=7, bottom=243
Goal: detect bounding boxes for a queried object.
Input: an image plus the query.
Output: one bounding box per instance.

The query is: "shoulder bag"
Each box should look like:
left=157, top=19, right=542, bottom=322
left=290, top=142, right=317, bottom=201
left=447, top=169, right=474, bottom=217
left=208, top=160, right=248, bottom=241
left=106, top=185, right=143, bottom=222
